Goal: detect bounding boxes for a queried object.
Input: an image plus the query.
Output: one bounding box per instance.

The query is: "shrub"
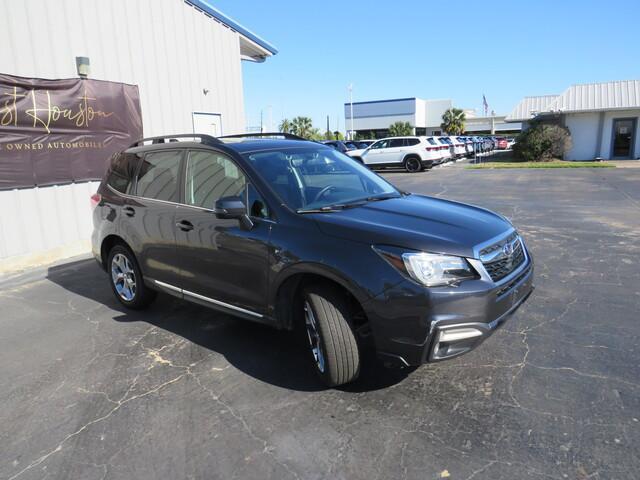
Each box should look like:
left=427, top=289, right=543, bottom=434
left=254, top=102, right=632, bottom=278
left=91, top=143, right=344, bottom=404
left=513, top=122, right=572, bottom=162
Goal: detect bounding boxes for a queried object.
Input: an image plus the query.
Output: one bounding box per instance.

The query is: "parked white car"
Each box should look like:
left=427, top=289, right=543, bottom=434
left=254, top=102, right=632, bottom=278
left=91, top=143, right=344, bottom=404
left=444, top=136, right=467, bottom=158
left=434, top=137, right=454, bottom=162
left=349, top=136, right=442, bottom=172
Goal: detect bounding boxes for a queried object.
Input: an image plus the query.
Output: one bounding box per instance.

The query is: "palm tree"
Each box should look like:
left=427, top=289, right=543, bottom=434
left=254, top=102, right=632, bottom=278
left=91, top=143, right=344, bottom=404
left=279, top=118, right=292, bottom=133
left=388, top=121, right=413, bottom=136
left=441, top=108, right=466, bottom=135
left=290, top=116, right=314, bottom=139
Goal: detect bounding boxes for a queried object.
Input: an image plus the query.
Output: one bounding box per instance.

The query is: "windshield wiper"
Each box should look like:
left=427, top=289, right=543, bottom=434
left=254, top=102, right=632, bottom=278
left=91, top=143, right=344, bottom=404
left=297, top=194, right=401, bottom=213
left=297, top=205, right=344, bottom=214
left=364, top=193, right=401, bottom=202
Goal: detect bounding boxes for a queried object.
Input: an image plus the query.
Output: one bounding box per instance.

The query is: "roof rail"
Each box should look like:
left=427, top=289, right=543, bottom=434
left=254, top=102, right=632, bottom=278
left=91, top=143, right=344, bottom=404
left=218, top=132, right=308, bottom=141
left=129, top=134, right=222, bottom=148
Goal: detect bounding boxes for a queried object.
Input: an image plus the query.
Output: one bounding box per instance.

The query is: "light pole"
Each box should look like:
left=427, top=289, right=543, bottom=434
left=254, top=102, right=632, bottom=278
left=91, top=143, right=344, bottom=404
left=349, top=84, right=354, bottom=140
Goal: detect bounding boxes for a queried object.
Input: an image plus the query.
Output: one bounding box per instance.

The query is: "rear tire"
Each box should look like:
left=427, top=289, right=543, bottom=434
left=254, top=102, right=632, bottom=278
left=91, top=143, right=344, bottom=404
left=403, top=156, right=422, bottom=173
left=302, top=284, right=360, bottom=387
left=107, top=245, right=156, bottom=309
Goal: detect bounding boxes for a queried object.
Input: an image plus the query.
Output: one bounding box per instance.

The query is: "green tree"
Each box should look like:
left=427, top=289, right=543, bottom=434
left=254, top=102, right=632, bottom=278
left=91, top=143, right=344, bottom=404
left=388, top=121, right=413, bottom=136
left=279, top=118, right=292, bottom=133
left=513, top=122, right=572, bottom=162
left=333, top=131, right=344, bottom=141
left=324, top=130, right=334, bottom=140
left=290, top=116, right=315, bottom=139
left=440, top=108, right=466, bottom=135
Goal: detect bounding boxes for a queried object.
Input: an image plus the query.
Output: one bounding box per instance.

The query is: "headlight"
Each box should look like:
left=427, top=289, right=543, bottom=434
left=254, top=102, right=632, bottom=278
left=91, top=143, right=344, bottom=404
left=374, top=246, right=477, bottom=287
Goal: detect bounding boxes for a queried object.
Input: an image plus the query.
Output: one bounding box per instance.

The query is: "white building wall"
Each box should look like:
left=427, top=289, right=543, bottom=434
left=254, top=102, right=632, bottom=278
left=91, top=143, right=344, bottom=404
left=564, top=113, right=600, bottom=160
left=0, top=0, right=251, bottom=268
left=0, top=0, right=247, bottom=137
left=599, top=109, right=640, bottom=160
left=564, top=109, right=640, bottom=160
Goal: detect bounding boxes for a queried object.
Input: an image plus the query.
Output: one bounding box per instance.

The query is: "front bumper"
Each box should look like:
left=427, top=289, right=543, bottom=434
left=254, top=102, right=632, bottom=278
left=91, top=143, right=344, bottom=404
left=367, top=253, right=534, bottom=368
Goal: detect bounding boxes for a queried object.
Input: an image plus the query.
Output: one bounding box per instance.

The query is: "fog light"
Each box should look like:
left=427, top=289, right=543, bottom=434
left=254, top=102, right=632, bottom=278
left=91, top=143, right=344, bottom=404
left=438, top=327, right=483, bottom=343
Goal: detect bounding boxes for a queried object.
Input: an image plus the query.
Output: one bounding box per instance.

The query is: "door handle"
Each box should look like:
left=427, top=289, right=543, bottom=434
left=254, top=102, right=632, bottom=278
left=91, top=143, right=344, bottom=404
left=176, top=220, right=194, bottom=232
left=123, top=206, right=135, bottom=217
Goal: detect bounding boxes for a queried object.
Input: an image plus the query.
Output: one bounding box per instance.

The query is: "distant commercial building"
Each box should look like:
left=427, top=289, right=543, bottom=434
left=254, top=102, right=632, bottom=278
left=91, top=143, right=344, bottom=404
left=344, top=98, right=452, bottom=138
left=464, top=115, right=521, bottom=135
left=344, top=97, right=519, bottom=138
left=506, top=80, right=640, bottom=160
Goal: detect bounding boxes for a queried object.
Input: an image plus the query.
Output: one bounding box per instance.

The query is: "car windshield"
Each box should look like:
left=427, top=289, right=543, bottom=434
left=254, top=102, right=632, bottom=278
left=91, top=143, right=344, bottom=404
left=243, top=146, right=400, bottom=212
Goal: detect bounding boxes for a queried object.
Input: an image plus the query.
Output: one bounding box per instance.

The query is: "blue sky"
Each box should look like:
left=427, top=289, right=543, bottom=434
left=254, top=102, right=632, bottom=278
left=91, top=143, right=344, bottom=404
left=213, top=0, right=640, bottom=133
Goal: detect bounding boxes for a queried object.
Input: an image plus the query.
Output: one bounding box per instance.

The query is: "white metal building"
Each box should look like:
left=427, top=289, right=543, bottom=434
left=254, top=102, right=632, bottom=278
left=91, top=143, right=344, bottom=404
left=344, top=98, right=452, bottom=138
left=0, top=0, right=276, bottom=271
left=506, top=81, right=640, bottom=160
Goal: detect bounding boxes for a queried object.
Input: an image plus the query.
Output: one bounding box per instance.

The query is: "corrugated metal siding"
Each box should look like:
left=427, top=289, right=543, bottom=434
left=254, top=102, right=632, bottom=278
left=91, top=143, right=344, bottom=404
left=0, top=0, right=247, bottom=137
left=0, top=0, right=256, bottom=263
left=506, top=95, right=559, bottom=122
left=549, top=80, right=640, bottom=113
left=0, top=182, right=99, bottom=260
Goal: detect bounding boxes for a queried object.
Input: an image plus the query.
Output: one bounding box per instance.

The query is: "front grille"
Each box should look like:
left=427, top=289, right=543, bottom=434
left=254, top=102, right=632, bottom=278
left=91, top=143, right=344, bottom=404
left=483, top=237, right=525, bottom=282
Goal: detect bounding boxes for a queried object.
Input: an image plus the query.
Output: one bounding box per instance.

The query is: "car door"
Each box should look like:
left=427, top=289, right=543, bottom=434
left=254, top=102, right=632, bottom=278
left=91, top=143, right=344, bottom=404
left=173, top=149, right=272, bottom=317
left=363, top=139, right=390, bottom=165
left=385, top=138, right=406, bottom=164
left=121, top=149, right=183, bottom=287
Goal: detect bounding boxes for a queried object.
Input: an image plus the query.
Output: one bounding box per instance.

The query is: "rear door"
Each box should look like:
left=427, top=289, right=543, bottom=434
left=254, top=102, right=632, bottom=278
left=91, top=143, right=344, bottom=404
left=385, top=138, right=406, bottom=164
left=122, top=149, right=183, bottom=287
left=173, top=149, right=271, bottom=317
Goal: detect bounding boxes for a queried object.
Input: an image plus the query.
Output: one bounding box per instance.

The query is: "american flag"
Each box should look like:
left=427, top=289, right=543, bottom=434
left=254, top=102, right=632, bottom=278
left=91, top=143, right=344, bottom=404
left=482, top=94, right=489, bottom=116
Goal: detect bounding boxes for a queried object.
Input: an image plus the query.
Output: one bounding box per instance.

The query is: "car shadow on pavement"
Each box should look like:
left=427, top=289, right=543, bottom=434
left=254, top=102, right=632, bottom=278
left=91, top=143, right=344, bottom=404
left=46, top=258, right=416, bottom=393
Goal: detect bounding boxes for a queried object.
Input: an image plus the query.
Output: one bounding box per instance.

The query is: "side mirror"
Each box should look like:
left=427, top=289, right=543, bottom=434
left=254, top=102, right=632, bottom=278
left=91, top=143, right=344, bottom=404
left=214, top=196, right=246, bottom=219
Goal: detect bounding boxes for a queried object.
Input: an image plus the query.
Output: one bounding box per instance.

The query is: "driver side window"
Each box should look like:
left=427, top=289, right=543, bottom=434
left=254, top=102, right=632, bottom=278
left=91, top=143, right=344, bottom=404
left=185, top=150, right=246, bottom=209
left=371, top=140, right=389, bottom=150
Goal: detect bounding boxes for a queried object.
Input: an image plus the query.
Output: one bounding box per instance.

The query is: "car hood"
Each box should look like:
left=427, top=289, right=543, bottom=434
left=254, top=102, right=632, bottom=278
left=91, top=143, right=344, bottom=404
left=310, top=194, right=512, bottom=258
left=346, top=148, right=367, bottom=157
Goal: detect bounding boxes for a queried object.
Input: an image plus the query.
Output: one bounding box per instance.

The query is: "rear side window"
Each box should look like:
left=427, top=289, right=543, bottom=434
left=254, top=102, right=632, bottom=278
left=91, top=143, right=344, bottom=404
left=406, top=138, right=420, bottom=146
left=106, top=152, right=138, bottom=194
left=185, top=150, right=246, bottom=209
left=389, top=139, right=405, bottom=147
left=135, top=151, right=182, bottom=202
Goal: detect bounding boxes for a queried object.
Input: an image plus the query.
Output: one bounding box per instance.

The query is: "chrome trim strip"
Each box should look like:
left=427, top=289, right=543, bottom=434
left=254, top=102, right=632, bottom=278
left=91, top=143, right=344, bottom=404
left=106, top=184, right=276, bottom=222
left=472, top=227, right=516, bottom=259
left=471, top=238, right=531, bottom=287
left=153, top=280, right=263, bottom=318
left=154, top=279, right=182, bottom=293
left=183, top=289, right=263, bottom=318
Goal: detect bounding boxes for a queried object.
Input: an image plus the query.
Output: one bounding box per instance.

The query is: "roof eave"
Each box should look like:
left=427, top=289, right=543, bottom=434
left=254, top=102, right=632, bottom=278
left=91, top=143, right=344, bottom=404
left=186, top=0, right=278, bottom=56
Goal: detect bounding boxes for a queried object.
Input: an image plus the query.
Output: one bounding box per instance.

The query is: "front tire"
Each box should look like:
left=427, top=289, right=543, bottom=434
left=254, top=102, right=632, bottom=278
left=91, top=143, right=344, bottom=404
left=403, top=156, right=422, bottom=173
left=107, top=245, right=156, bottom=309
left=302, top=284, right=360, bottom=387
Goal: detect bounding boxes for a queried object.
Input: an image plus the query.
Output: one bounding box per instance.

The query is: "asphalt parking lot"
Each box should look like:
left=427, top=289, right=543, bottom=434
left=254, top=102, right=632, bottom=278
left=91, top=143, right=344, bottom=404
left=2, top=165, right=639, bottom=480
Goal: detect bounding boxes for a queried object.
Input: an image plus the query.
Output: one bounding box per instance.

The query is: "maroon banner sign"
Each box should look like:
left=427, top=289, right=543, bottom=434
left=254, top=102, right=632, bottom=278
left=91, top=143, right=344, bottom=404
left=0, top=73, right=143, bottom=190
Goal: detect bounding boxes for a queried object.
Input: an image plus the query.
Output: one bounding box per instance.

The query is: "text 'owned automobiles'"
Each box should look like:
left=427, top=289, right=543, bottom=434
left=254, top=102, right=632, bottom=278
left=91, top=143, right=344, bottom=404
left=91, top=133, right=534, bottom=387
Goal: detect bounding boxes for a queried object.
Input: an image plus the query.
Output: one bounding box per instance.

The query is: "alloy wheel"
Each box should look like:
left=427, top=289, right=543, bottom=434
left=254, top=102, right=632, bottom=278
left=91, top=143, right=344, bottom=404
left=406, top=158, right=420, bottom=172
left=304, top=301, right=326, bottom=373
left=111, top=253, right=137, bottom=301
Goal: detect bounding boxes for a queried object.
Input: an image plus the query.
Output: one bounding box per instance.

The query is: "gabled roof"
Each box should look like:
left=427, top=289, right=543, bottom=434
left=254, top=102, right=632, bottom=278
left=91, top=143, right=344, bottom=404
left=546, top=80, right=640, bottom=113
left=187, top=1, right=278, bottom=58
left=505, top=95, right=559, bottom=122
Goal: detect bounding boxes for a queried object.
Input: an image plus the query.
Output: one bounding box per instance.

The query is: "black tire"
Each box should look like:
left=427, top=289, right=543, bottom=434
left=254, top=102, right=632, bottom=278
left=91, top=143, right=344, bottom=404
left=107, top=244, right=156, bottom=309
left=403, top=156, right=422, bottom=173
left=302, top=284, right=360, bottom=387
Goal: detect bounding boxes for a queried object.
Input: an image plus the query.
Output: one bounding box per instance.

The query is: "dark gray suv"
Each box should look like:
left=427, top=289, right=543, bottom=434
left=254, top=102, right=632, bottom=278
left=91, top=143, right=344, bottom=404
left=91, top=133, right=534, bottom=387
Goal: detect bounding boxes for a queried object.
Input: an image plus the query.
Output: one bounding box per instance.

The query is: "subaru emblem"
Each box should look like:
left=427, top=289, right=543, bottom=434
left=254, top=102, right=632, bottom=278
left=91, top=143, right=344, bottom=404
left=503, top=242, right=514, bottom=257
